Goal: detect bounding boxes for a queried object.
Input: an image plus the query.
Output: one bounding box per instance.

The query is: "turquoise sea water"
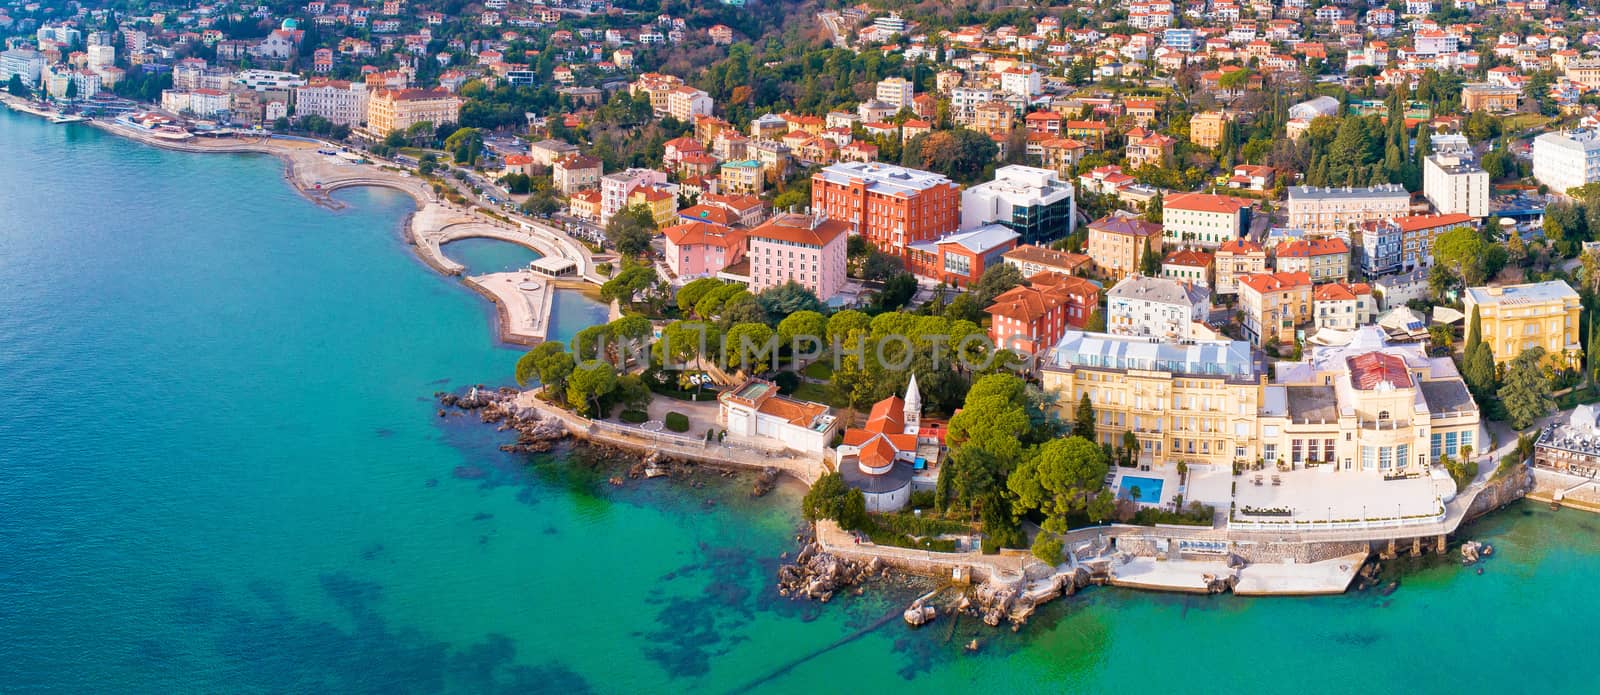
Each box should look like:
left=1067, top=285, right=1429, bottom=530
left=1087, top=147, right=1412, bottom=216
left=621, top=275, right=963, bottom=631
left=2, top=110, right=1598, bottom=694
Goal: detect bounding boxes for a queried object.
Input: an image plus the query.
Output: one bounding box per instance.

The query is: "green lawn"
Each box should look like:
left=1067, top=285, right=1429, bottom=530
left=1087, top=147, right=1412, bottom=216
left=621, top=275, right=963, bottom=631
left=791, top=382, right=839, bottom=406
left=802, top=359, right=834, bottom=380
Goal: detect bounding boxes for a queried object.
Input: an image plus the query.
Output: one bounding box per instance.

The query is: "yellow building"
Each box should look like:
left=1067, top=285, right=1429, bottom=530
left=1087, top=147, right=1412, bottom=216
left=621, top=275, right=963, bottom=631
left=364, top=87, right=462, bottom=137
left=627, top=185, right=679, bottom=228
left=1041, top=328, right=1481, bottom=476
left=1464, top=280, right=1583, bottom=366
left=1085, top=213, right=1163, bottom=282
left=1189, top=111, right=1230, bottom=149
left=1260, top=328, right=1481, bottom=475
left=1238, top=271, right=1313, bottom=347
left=718, top=160, right=765, bottom=196
left=1041, top=332, right=1265, bottom=469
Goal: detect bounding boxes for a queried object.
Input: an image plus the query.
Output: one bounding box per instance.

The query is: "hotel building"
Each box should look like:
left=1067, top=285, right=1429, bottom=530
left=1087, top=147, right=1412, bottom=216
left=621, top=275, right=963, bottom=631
left=747, top=214, right=850, bottom=300
left=1532, top=129, right=1600, bottom=195
left=1285, top=184, right=1410, bottom=236
left=811, top=162, right=960, bottom=259
left=1161, top=192, right=1252, bottom=249
left=364, top=87, right=462, bottom=137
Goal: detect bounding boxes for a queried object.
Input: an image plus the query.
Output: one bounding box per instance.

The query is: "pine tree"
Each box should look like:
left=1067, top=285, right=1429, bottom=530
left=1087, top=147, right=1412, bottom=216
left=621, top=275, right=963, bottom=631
left=1499, top=347, right=1555, bottom=430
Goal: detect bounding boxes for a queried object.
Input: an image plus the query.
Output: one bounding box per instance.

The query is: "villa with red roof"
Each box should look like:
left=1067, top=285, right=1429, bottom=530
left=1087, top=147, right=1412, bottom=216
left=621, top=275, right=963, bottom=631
left=663, top=221, right=746, bottom=280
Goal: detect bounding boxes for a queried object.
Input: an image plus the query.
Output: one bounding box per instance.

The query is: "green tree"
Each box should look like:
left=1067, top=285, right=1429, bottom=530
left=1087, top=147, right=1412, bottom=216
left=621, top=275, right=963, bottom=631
left=566, top=361, right=618, bottom=416
left=599, top=263, right=657, bottom=305
left=1074, top=392, right=1096, bottom=441
left=826, top=310, right=872, bottom=345
left=901, top=128, right=999, bottom=184
left=756, top=281, right=826, bottom=320
left=1498, top=347, right=1555, bottom=429
left=1085, top=306, right=1106, bottom=332
left=1007, top=436, right=1110, bottom=533
left=604, top=204, right=656, bottom=257
left=514, top=341, right=575, bottom=392
left=970, top=263, right=1026, bottom=306
left=1143, top=192, right=1163, bottom=223
left=723, top=322, right=777, bottom=373
left=1031, top=533, right=1063, bottom=565
left=654, top=320, right=719, bottom=368
left=676, top=278, right=725, bottom=315
left=1466, top=305, right=1482, bottom=356
left=1465, top=342, right=1497, bottom=398
left=1589, top=308, right=1600, bottom=384
left=6, top=74, right=28, bottom=97
left=801, top=472, right=868, bottom=530
left=1139, top=239, right=1161, bottom=276
left=777, top=310, right=827, bottom=352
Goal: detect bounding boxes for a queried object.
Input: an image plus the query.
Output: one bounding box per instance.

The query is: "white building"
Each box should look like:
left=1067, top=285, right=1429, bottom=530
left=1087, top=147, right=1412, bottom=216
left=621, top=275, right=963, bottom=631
left=293, top=79, right=368, bottom=125
left=233, top=69, right=307, bottom=92
left=873, top=12, right=908, bottom=36
left=719, top=379, right=839, bottom=457
left=959, top=165, right=1076, bottom=245
left=599, top=168, right=668, bottom=225
left=999, top=66, right=1042, bottom=97
left=161, top=88, right=231, bottom=117
left=86, top=44, right=115, bottom=70
left=665, top=86, right=713, bottom=121
left=44, top=67, right=100, bottom=100
left=1106, top=274, right=1211, bottom=340
left=875, top=76, right=914, bottom=110
left=0, top=48, right=46, bottom=88
left=1533, top=129, right=1600, bottom=196
left=1422, top=134, right=1490, bottom=218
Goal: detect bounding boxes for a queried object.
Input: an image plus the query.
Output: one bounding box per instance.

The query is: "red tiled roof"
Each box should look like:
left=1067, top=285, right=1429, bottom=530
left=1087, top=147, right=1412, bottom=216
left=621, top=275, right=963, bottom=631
left=1164, top=192, right=1252, bottom=214
left=1238, top=271, right=1312, bottom=293
left=749, top=214, right=849, bottom=247
left=1347, top=352, right=1412, bottom=390
left=1276, top=238, right=1349, bottom=257
left=663, top=220, right=744, bottom=249
left=1217, top=237, right=1265, bottom=254
left=1393, top=213, right=1474, bottom=233
left=1313, top=282, right=1372, bottom=301
left=1162, top=249, right=1214, bottom=267
left=866, top=396, right=906, bottom=433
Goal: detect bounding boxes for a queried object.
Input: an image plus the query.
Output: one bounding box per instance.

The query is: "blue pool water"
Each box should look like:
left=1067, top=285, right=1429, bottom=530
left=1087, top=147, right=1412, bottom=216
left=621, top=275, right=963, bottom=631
left=1118, top=476, right=1164, bottom=503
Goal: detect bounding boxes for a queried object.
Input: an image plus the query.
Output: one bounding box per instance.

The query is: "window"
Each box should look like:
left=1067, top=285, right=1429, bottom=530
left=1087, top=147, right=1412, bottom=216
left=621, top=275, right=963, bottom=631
left=1397, top=444, right=1409, bottom=469
left=1362, top=446, right=1377, bottom=470
left=1264, top=443, right=1277, bottom=461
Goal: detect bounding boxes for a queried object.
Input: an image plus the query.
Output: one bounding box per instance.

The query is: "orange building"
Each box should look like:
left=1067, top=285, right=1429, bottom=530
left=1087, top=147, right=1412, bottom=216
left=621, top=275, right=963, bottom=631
left=811, top=162, right=961, bottom=258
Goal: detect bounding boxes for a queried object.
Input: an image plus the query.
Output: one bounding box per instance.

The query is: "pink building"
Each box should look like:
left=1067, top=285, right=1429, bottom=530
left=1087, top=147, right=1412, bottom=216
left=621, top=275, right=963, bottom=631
left=663, top=221, right=746, bottom=279
left=747, top=214, right=850, bottom=300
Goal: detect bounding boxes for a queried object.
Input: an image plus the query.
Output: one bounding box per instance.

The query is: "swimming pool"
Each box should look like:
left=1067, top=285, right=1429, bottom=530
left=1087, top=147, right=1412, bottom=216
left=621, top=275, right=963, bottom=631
left=1118, top=476, right=1164, bottom=503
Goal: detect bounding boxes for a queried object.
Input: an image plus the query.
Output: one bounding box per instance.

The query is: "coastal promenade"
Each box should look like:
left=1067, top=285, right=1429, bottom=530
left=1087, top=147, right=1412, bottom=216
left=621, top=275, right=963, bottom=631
left=7, top=96, right=602, bottom=347
left=511, top=389, right=828, bottom=483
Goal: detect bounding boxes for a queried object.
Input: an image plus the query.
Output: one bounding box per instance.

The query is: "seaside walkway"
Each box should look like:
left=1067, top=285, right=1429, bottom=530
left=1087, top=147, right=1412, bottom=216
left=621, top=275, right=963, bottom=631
left=512, top=390, right=827, bottom=483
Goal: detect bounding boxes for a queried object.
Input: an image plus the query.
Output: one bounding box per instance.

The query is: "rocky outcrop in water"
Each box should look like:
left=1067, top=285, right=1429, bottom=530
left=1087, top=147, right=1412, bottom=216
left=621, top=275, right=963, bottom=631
left=776, top=531, right=885, bottom=602
left=435, top=388, right=570, bottom=453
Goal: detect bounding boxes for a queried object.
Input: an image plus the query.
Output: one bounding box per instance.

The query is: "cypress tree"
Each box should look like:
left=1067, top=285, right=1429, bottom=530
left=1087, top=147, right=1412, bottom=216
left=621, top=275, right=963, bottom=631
left=1075, top=392, right=1096, bottom=441
left=1466, top=305, right=1482, bottom=356
left=1589, top=308, right=1600, bottom=384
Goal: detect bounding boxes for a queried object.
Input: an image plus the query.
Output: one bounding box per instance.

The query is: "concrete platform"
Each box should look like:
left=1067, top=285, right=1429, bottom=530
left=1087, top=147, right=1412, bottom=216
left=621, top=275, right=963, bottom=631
left=1108, top=557, right=1235, bottom=594
left=1233, top=552, right=1367, bottom=596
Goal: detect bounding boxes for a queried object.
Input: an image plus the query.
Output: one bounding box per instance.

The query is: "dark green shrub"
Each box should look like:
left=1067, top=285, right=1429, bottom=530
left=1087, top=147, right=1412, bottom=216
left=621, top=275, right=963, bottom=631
left=619, top=409, right=649, bottom=424
left=664, top=411, right=690, bottom=432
